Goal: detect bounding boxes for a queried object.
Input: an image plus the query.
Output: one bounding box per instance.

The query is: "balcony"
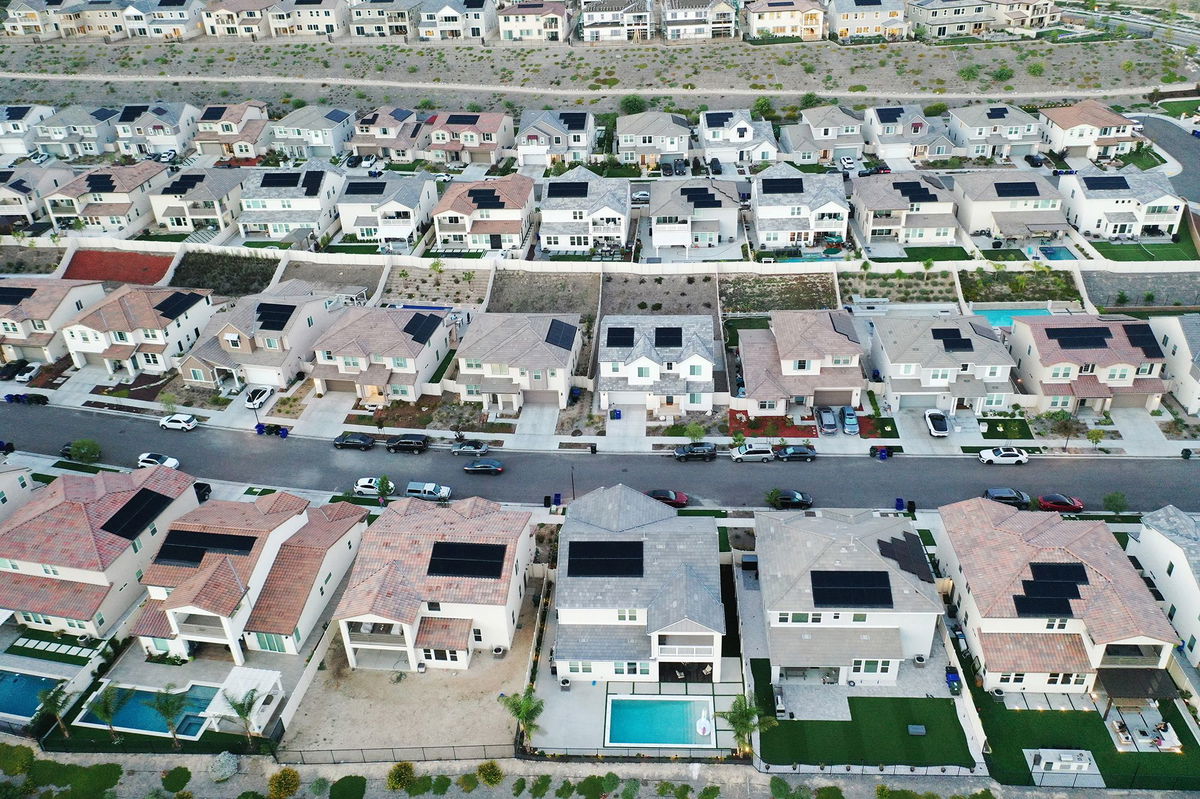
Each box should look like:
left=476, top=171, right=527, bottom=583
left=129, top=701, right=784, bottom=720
left=1099, top=654, right=1162, bottom=668
left=177, top=615, right=227, bottom=640
left=347, top=631, right=409, bottom=647
left=658, top=645, right=714, bottom=657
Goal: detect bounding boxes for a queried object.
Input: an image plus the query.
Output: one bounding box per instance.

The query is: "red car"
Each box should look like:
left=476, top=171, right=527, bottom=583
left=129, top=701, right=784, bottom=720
left=1037, top=494, right=1084, bottom=513
left=646, top=489, right=689, bottom=508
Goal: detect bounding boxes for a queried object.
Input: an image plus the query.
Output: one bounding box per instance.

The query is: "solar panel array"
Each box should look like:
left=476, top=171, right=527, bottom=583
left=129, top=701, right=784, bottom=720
left=155, top=528, right=257, bottom=568
left=427, top=541, right=506, bottom=578
left=324, top=109, right=350, bottom=123
left=810, top=570, right=894, bottom=608
left=153, top=291, right=204, bottom=321
left=931, top=327, right=974, bottom=353
left=467, top=187, right=505, bottom=209
left=762, top=178, right=805, bottom=195
left=606, top=326, right=635, bottom=348
left=118, top=105, right=149, bottom=123
left=559, top=112, right=587, bottom=131
left=995, top=181, right=1039, bottom=198
left=2, top=107, right=30, bottom=122
left=1045, top=326, right=1112, bottom=350
left=260, top=172, right=302, bottom=188
left=302, top=171, right=324, bottom=197
left=681, top=186, right=723, bottom=209
left=100, top=489, right=173, bottom=541
left=1082, top=175, right=1129, bottom=192
left=545, top=318, right=577, bottom=350
left=546, top=181, right=589, bottom=199
left=85, top=173, right=116, bottom=193
left=92, top=108, right=118, bottom=122
left=875, top=107, right=903, bottom=123
left=0, top=171, right=12, bottom=185
left=345, top=181, right=386, bottom=196
left=1013, top=561, right=1089, bottom=618
left=855, top=0, right=882, bottom=5
left=445, top=113, right=480, bottom=126
left=158, top=0, right=186, bottom=6
left=162, top=174, right=204, bottom=195
left=986, top=106, right=1009, bottom=120
left=893, top=180, right=936, bottom=203
left=877, top=532, right=934, bottom=583
left=1124, top=322, right=1163, bottom=358
left=255, top=302, right=296, bottom=331
left=200, top=106, right=227, bottom=122
left=0, top=286, right=36, bottom=306
left=705, top=112, right=733, bottom=128
left=402, top=311, right=442, bottom=345
left=654, top=326, right=683, bottom=348
left=567, top=540, right=643, bottom=577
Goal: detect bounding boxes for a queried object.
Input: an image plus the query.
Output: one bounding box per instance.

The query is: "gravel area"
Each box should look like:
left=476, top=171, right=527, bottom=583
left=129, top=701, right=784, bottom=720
left=1080, top=269, right=1200, bottom=308
left=0, top=245, right=64, bottom=274
left=381, top=263, right=491, bottom=306
left=281, top=260, right=385, bottom=296
left=721, top=273, right=837, bottom=311
left=600, top=273, right=718, bottom=316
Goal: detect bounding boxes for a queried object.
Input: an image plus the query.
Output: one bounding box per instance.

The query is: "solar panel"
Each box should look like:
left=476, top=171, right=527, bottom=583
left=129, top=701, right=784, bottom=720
left=162, top=174, right=204, bottom=195
left=150, top=106, right=168, bottom=117
left=986, top=106, right=1009, bottom=120
left=1082, top=175, right=1129, bottom=191
left=467, top=188, right=498, bottom=198
left=654, top=327, right=683, bottom=348
left=402, top=312, right=442, bottom=345
left=1020, top=579, right=1081, bottom=599
left=943, top=338, right=973, bottom=352
left=995, top=181, right=1039, bottom=198
left=0, top=171, right=12, bottom=185
left=1124, top=323, right=1163, bottom=358
left=877, top=532, right=934, bottom=583
left=705, top=112, right=733, bottom=128
left=767, top=1, right=791, bottom=5
left=875, top=107, right=903, bottom=123
left=546, top=182, right=588, bottom=199
left=1045, top=326, right=1111, bottom=350
left=301, top=170, right=324, bottom=197
left=100, top=489, right=173, bottom=541
left=545, top=318, right=577, bottom=350
left=1014, top=595, right=1074, bottom=617
left=445, top=114, right=480, bottom=126
left=153, top=291, right=204, bottom=321
left=566, top=540, right=643, bottom=577
left=118, top=105, right=149, bottom=123
left=893, top=180, right=936, bottom=203
left=606, top=326, right=635, bottom=347
left=810, top=570, right=893, bottom=608
left=154, top=528, right=257, bottom=567
left=345, top=181, right=386, bottom=196
left=200, top=105, right=227, bottom=121
left=158, top=0, right=185, bottom=8
left=255, top=302, right=296, bottom=331
left=1030, top=562, right=1089, bottom=583
left=260, top=172, right=301, bottom=188
left=0, top=286, right=36, bottom=305
left=855, top=0, right=881, bottom=5
left=427, top=541, right=506, bottom=578
left=559, top=112, right=587, bottom=131
left=324, top=109, right=350, bottom=123
left=85, top=174, right=116, bottom=193
left=92, top=108, right=118, bottom=122
left=3, top=107, right=30, bottom=121
left=762, top=178, right=805, bottom=195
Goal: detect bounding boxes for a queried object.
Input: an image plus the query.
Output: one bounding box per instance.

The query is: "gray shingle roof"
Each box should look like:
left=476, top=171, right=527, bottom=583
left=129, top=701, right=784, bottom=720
left=541, top=166, right=630, bottom=216
left=874, top=314, right=1014, bottom=368
left=1068, top=167, right=1180, bottom=204
left=754, top=163, right=847, bottom=211
left=554, top=623, right=653, bottom=661
left=1136, top=505, right=1200, bottom=574
left=597, top=314, right=715, bottom=367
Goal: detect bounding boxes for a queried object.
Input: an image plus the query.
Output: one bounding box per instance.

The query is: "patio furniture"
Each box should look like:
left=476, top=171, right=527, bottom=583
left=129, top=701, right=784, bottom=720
left=907, top=725, right=926, bottom=736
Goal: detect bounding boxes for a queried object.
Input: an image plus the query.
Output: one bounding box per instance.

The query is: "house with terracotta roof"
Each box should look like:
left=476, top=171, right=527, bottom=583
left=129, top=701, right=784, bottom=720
left=935, top=497, right=1176, bottom=695
left=552, top=484, right=725, bottom=683
left=0, top=164, right=76, bottom=228
left=1125, top=506, right=1200, bottom=668
left=201, top=0, right=278, bottom=37
left=0, top=465, right=37, bottom=525
left=0, top=277, right=106, bottom=365
left=735, top=310, right=864, bottom=419
left=193, top=101, right=272, bottom=159
left=433, top=174, right=534, bottom=253
left=1038, top=100, right=1142, bottom=162
left=132, top=493, right=368, bottom=664
left=745, top=0, right=824, bottom=40
left=334, top=496, right=533, bottom=671
left=310, top=306, right=455, bottom=406
left=42, top=161, right=172, bottom=234
left=0, top=467, right=198, bottom=639
left=498, top=0, right=568, bottom=40
left=64, top=284, right=216, bottom=379
left=348, top=106, right=431, bottom=162
left=423, top=111, right=514, bottom=166
left=454, top=313, right=582, bottom=411
left=1008, top=314, right=1166, bottom=413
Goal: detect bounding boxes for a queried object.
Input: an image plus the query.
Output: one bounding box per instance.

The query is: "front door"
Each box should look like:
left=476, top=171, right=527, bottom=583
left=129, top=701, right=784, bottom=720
left=489, top=234, right=502, bottom=249
left=490, top=393, right=499, bottom=405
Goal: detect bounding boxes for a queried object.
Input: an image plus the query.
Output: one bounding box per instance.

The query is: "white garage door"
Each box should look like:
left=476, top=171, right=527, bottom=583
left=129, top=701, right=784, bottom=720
left=898, top=393, right=939, bottom=410
left=834, top=147, right=858, bottom=159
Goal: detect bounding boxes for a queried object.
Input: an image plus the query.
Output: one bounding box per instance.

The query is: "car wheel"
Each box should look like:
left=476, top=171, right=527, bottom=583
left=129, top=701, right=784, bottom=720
left=387, top=447, right=396, bottom=453
left=159, top=424, right=166, bottom=429
left=805, top=456, right=814, bottom=462
left=675, top=456, right=684, bottom=462
left=761, top=456, right=770, bottom=463
left=734, top=457, right=743, bottom=463
left=360, top=445, right=371, bottom=451
left=707, top=455, right=715, bottom=462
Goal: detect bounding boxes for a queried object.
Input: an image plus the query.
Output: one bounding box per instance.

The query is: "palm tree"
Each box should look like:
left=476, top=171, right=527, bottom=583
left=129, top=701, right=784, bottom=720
left=497, top=685, right=544, bottom=742
left=35, top=684, right=74, bottom=739
left=221, top=688, right=260, bottom=749
left=90, top=686, right=134, bottom=743
left=717, top=694, right=777, bottom=755
left=147, top=683, right=188, bottom=750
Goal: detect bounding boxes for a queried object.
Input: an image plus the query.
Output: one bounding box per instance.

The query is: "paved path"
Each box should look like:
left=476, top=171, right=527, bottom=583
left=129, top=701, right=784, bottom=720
left=1134, top=116, right=1200, bottom=203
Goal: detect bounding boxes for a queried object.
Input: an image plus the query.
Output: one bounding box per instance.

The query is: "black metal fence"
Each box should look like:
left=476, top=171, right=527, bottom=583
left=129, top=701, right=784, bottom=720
left=0, top=719, right=30, bottom=738
left=274, top=744, right=514, bottom=765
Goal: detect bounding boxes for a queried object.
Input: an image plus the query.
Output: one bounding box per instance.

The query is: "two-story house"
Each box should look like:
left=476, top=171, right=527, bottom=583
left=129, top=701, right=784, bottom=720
left=751, top=163, right=848, bottom=251
left=580, top=0, right=653, bottom=41
left=348, top=0, right=422, bottom=37
left=597, top=314, right=717, bottom=416
left=0, top=467, right=198, bottom=640
left=515, top=110, right=595, bottom=167
left=1125, top=506, right=1200, bottom=668
left=946, top=171, right=1069, bottom=243
left=268, top=0, right=349, bottom=35
left=181, top=279, right=349, bottom=391
left=826, top=0, right=908, bottom=40
left=202, top=0, right=276, bottom=38
left=43, top=161, right=171, bottom=233
left=539, top=166, right=630, bottom=254
left=744, top=0, right=824, bottom=39
left=337, top=172, right=437, bottom=246
left=310, top=307, right=454, bottom=405
left=862, top=105, right=952, bottom=160
left=335, top=497, right=533, bottom=671
left=698, top=109, right=778, bottom=164
left=193, top=102, right=272, bottom=160
left=148, top=168, right=247, bottom=235
left=1057, top=168, right=1184, bottom=241
left=432, top=174, right=534, bottom=252
left=113, top=101, right=199, bottom=158
left=0, top=277, right=106, bottom=365
left=779, top=105, right=865, bottom=164
left=268, top=105, right=355, bottom=159
left=40, top=0, right=145, bottom=39
left=553, top=484, right=725, bottom=683
left=660, top=0, right=737, bottom=39
left=936, top=497, right=1176, bottom=696
left=33, top=105, right=119, bottom=160
left=0, top=465, right=37, bottom=526
left=757, top=508, right=941, bottom=693
left=348, top=106, right=430, bottom=162
left=1148, top=314, right=1200, bottom=416
left=64, top=285, right=216, bottom=379
left=133, top=493, right=368, bottom=664
left=907, top=0, right=992, bottom=39
left=415, top=0, right=497, bottom=39
left=946, top=104, right=1041, bottom=160
left=141, top=0, right=206, bottom=38
left=990, top=0, right=1059, bottom=32
left=423, top=111, right=514, bottom=166
left=0, top=164, right=75, bottom=226
left=736, top=310, right=865, bottom=418
left=871, top=314, right=1016, bottom=412
left=498, top=0, right=567, bottom=39
left=1008, top=314, right=1166, bottom=413
left=236, top=159, right=346, bottom=242
left=455, top=313, right=581, bottom=411
left=646, top=178, right=741, bottom=255
left=1039, top=100, right=1142, bottom=162
left=1, top=0, right=60, bottom=37
left=849, top=172, right=959, bottom=246
left=616, top=111, right=689, bottom=167
left=0, top=105, right=55, bottom=157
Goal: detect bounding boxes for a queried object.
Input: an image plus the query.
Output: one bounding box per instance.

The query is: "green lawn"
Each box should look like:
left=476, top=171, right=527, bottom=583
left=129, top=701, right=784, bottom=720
left=1092, top=237, right=1198, bottom=262
left=39, top=723, right=267, bottom=758
left=27, top=758, right=122, bottom=799
left=1158, top=98, right=1200, bottom=116
left=32, top=473, right=56, bottom=484
left=52, top=460, right=120, bottom=474
left=136, top=233, right=189, bottom=242
left=723, top=317, right=770, bottom=346
left=989, top=249, right=1029, bottom=261
left=872, top=246, right=971, bottom=262
left=243, top=241, right=291, bottom=250
left=1118, top=147, right=1166, bottom=170
left=961, top=445, right=1044, bottom=454
left=979, top=417, right=1033, bottom=440
left=788, top=162, right=838, bottom=174
left=324, top=244, right=380, bottom=254
left=430, top=348, right=457, bottom=382
left=917, top=528, right=935, bottom=546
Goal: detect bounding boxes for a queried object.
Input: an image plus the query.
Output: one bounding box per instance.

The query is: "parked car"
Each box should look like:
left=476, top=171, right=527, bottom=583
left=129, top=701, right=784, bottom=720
left=386, top=434, right=430, bottom=454
left=673, top=158, right=688, bottom=174
left=1024, top=153, right=1048, bottom=168
left=463, top=458, right=504, bottom=475
left=709, top=158, right=723, bottom=175
left=674, top=442, right=717, bottom=462
left=816, top=406, right=838, bottom=435
left=770, top=489, right=814, bottom=510
left=1052, top=168, right=1077, bottom=176
left=841, top=406, right=860, bottom=436
left=346, top=155, right=364, bottom=168
left=924, top=409, right=950, bottom=437
left=333, top=432, right=376, bottom=450
left=857, top=168, right=875, bottom=177
left=244, top=387, right=274, bottom=409
left=0, top=359, right=29, bottom=381
left=874, top=165, right=892, bottom=174
left=159, top=413, right=198, bottom=431
left=839, top=156, right=856, bottom=171
left=450, top=439, right=489, bottom=456
left=1037, top=493, right=1084, bottom=512
left=978, top=447, right=1029, bottom=465
left=982, top=487, right=1031, bottom=509
left=361, top=154, right=378, bottom=169
left=631, top=190, right=651, bottom=203
left=13, top=362, right=42, bottom=383
left=353, top=477, right=396, bottom=497
left=646, top=489, right=689, bottom=508
left=433, top=173, right=454, bottom=182
left=661, top=161, right=674, bottom=176
left=194, top=482, right=212, bottom=503
left=405, top=481, right=451, bottom=501
left=137, top=452, right=179, bottom=469
left=773, top=445, right=817, bottom=462
left=29, top=152, right=50, bottom=165
left=158, top=149, right=177, bottom=163
left=730, top=442, right=775, bottom=463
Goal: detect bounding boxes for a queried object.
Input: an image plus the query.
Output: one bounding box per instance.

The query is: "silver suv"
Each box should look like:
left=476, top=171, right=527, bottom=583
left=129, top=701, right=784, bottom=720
left=729, top=442, right=775, bottom=463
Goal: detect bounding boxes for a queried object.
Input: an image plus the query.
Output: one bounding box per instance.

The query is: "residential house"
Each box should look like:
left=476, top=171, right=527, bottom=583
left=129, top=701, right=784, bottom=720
left=148, top=168, right=247, bottom=235
left=32, top=105, right=119, bottom=160
left=111, top=102, right=200, bottom=158
left=1125, top=506, right=1200, bottom=667
left=236, top=159, right=346, bottom=242
left=202, top=0, right=276, bottom=38
left=180, top=279, right=350, bottom=391
left=272, top=0, right=350, bottom=35
left=646, top=178, right=741, bottom=254
left=697, top=109, right=778, bottom=165
left=0, top=105, right=55, bottom=157
left=498, top=0, right=567, bottom=39
left=1057, top=168, right=1185, bottom=240
left=736, top=310, right=865, bottom=418
left=552, top=484, right=725, bottom=683
left=907, top=0, right=991, bottom=39
left=946, top=103, right=1041, bottom=160
left=132, top=493, right=367, bottom=664
left=424, top=111, right=514, bottom=166
left=660, top=0, right=737, bottom=39
left=1148, top=314, right=1200, bottom=416
left=268, top=105, right=355, bottom=159
left=862, top=105, right=953, bottom=161
left=0, top=164, right=75, bottom=227
left=1038, top=100, right=1142, bottom=162
left=348, top=106, right=430, bottom=162
left=744, top=0, right=824, bottom=40
left=0, top=277, right=106, bottom=364
left=990, top=0, right=1059, bottom=31
left=1008, top=314, right=1166, bottom=413
left=597, top=314, right=717, bottom=416
left=1, top=0, right=61, bottom=36
left=0, top=467, right=198, bottom=639
left=139, top=0, right=206, bottom=37
left=193, top=101, right=272, bottom=159
left=0, top=465, right=37, bottom=525
left=580, top=0, right=653, bottom=42
left=310, top=307, right=454, bottom=405
left=515, top=110, right=595, bottom=166
left=615, top=111, right=689, bottom=167
left=41, top=0, right=146, bottom=39
left=415, top=0, right=497, bottom=40
left=336, top=172, right=437, bottom=246
left=849, top=172, right=959, bottom=246
left=750, top=163, right=848, bottom=251
left=335, top=497, right=534, bottom=671
left=432, top=174, right=534, bottom=252
left=870, top=313, right=1016, bottom=412
left=348, top=0, right=421, bottom=37
left=757, top=508, right=941, bottom=688
left=779, top=105, right=865, bottom=164
left=455, top=313, right=581, bottom=411
left=539, top=165, right=630, bottom=254
left=826, top=0, right=908, bottom=41
left=43, top=161, right=171, bottom=233
left=946, top=171, right=1068, bottom=242
left=64, top=284, right=215, bottom=379
left=936, top=497, right=1176, bottom=695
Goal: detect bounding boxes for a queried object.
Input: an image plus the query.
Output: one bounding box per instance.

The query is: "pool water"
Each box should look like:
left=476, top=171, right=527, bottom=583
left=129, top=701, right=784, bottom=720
left=975, top=308, right=1053, bottom=328
left=0, top=670, right=62, bottom=719
left=607, top=697, right=713, bottom=746
left=1039, top=246, right=1077, bottom=261
left=79, top=683, right=217, bottom=737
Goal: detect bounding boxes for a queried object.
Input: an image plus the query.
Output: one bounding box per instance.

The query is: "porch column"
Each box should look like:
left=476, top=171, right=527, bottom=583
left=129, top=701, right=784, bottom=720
left=338, top=621, right=358, bottom=669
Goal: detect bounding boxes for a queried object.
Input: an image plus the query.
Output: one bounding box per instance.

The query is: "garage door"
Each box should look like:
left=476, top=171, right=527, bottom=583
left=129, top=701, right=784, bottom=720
left=524, top=390, right=560, bottom=405
left=1110, top=394, right=1148, bottom=409
left=834, top=147, right=858, bottom=159
left=1010, top=144, right=1034, bottom=156
left=898, top=393, right=939, bottom=410
left=323, top=379, right=357, bottom=393
left=813, top=389, right=854, bottom=406
left=524, top=153, right=548, bottom=167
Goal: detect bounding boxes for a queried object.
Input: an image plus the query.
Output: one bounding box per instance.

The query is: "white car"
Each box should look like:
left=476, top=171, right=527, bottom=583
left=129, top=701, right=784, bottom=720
left=159, top=413, right=198, bottom=431
left=433, top=173, right=454, bottom=183
left=137, top=452, right=180, bottom=469
left=978, top=447, right=1029, bottom=465
left=360, top=154, right=378, bottom=169
left=14, top=361, right=43, bottom=383
left=839, top=156, right=856, bottom=171
left=244, top=387, right=274, bottom=410
left=924, top=409, right=950, bottom=437
left=158, top=149, right=177, bottom=163
left=29, top=152, right=50, bottom=165
left=353, top=477, right=396, bottom=497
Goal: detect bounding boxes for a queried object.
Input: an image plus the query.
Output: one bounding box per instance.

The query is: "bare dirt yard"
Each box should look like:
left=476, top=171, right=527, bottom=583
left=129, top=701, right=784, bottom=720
left=380, top=263, right=491, bottom=307
left=720, top=273, right=837, bottom=312
left=0, top=245, right=64, bottom=274
left=281, top=260, right=385, bottom=297
left=488, top=272, right=601, bottom=373
left=599, top=273, right=718, bottom=317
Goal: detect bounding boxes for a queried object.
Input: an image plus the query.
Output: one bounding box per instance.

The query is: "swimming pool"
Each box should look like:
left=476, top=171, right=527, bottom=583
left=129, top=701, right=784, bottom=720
left=975, top=308, right=1053, bottom=328
left=77, top=682, right=218, bottom=738
left=606, top=696, right=715, bottom=747
left=0, top=670, right=62, bottom=719
left=1039, top=246, right=1077, bottom=261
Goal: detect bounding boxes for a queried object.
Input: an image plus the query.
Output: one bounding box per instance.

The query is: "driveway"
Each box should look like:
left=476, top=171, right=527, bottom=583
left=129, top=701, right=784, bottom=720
left=511, top=401, right=560, bottom=449
left=288, top=391, right=358, bottom=438
left=1132, top=116, right=1200, bottom=202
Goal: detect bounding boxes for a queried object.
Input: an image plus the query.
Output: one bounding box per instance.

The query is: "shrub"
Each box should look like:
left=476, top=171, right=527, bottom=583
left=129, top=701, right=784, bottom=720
left=210, top=752, right=239, bottom=783
left=477, top=762, right=504, bottom=787
left=576, top=776, right=605, bottom=799
left=699, top=789, right=719, bottom=799
left=815, top=789, right=845, bottom=799
left=621, top=781, right=640, bottom=799
left=238, top=794, right=268, bottom=799
left=602, top=774, right=621, bottom=794
left=431, top=777, right=452, bottom=796
left=457, top=774, right=479, bottom=794
left=657, top=784, right=675, bottom=797
left=770, top=778, right=792, bottom=799
left=162, top=767, right=191, bottom=792
left=512, top=778, right=527, bottom=796
left=674, top=786, right=691, bottom=799
left=269, top=768, right=302, bottom=799
left=329, top=777, right=367, bottom=799
left=407, top=776, right=433, bottom=796
left=171, top=252, right=278, bottom=296
left=0, top=744, right=34, bottom=776
left=388, top=763, right=416, bottom=792
left=555, top=781, right=574, bottom=798
left=176, top=792, right=195, bottom=799
left=530, top=776, right=552, bottom=799
left=309, top=777, right=331, bottom=796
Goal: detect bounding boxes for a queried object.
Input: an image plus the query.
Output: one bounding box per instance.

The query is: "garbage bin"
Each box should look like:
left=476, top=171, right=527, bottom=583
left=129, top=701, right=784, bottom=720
left=589, top=443, right=597, bottom=454
left=880, top=448, right=889, bottom=461
left=255, top=423, right=266, bottom=435
left=279, top=427, right=288, bottom=439
left=1184, top=448, right=1193, bottom=460
left=610, top=408, right=622, bottom=420
left=894, top=497, right=903, bottom=511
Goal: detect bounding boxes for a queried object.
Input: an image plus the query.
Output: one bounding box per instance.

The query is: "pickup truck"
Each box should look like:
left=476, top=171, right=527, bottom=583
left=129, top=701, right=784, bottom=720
left=405, top=481, right=452, bottom=501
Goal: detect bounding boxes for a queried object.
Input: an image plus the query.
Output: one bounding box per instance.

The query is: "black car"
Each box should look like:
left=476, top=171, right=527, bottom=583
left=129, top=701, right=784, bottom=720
left=194, top=482, right=213, bottom=503
left=673, top=158, right=688, bottom=174
left=386, top=434, right=430, bottom=454
left=982, top=487, right=1031, bottom=509
left=333, top=432, right=376, bottom=451
left=709, top=158, right=723, bottom=175
left=771, top=490, right=814, bottom=510
left=1024, top=153, right=1047, bottom=168
left=346, top=155, right=363, bottom=168
left=773, top=445, right=817, bottom=462
left=673, top=442, right=717, bottom=462
left=661, top=161, right=674, bottom=176
left=463, top=458, right=504, bottom=475
left=0, top=359, right=29, bottom=381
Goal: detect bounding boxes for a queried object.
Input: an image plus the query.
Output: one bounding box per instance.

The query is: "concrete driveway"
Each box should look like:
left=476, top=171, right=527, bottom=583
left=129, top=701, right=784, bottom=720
left=287, top=391, right=358, bottom=438
left=1133, top=116, right=1200, bottom=202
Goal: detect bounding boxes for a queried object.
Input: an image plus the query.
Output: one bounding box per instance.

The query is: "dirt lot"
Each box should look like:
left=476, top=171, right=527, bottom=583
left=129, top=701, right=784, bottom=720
left=838, top=270, right=959, bottom=303
left=0, top=245, right=64, bottom=274
left=1080, top=270, right=1200, bottom=308
left=599, top=273, right=718, bottom=316
left=720, top=273, right=837, bottom=311
left=281, top=260, right=385, bottom=297
left=488, top=272, right=601, bottom=374
left=380, top=263, right=491, bottom=307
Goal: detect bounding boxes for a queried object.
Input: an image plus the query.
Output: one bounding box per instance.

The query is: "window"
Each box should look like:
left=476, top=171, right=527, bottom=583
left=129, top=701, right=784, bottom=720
left=392, top=357, right=408, bottom=369
left=427, top=601, right=440, bottom=612
left=189, top=368, right=204, bottom=381
left=998, top=673, right=1025, bottom=684
left=1168, top=604, right=1177, bottom=620
left=792, top=359, right=809, bottom=371
left=1045, top=618, right=1067, bottom=630
left=929, top=368, right=951, bottom=381
left=1189, top=636, right=1196, bottom=652
left=95, top=612, right=105, bottom=628
left=852, top=613, right=867, bottom=623
left=464, top=359, right=482, bottom=369
left=1106, top=366, right=1130, bottom=381
left=131, top=538, right=142, bottom=554
left=1137, top=363, right=1153, bottom=376
left=256, top=632, right=286, bottom=652
left=688, top=393, right=701, bottom=404
left=1049, top=395, right=1071, bottom=409
left=567, top=661, right=592, bottom=673
left=465, top=384, right=480, bottom=396
left=1050, top=366, right=1071, bottom=380
left=617, top=609, right=638, bottom=621
left=1167, top=561, right=1175, bottom=576
left=758, top=400, right=776, bottom=410
left=831, top=355, right=852, bottom=366
left=41, top=563, right=59, bottom=575
left=689, top=364, right=702, bottom=376
left=473, top=628, right=483, bottom=642
left=17, top=476, right=25, bottom=489
left=148, top=523, right=157, bottom=537
left=0, top=558, right=18, bottom=571
left=0, top=492, right=5, bottom=505
left=264, top=337, right=278, bottom=349
left=636, top=366, right=650, bottom=378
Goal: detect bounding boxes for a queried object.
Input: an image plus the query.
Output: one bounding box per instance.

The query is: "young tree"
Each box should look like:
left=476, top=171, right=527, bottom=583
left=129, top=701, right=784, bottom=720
left=91, top=686, right=135, bottom=743
left=1086, top=428, right=1105, bottom=448
left=618, top=95, right=647, bottom=116
left=921, top=257, right=935, bottom=281
left=765, top=488, right=783, bottom=509
left=716, top=694, right=776, bottom=755
left=147, top=683, right=188, bottom=750
left=1040, top=410, right=1086, bottom=448
left=377, top=474, right=393, bottom=504
left=751, top=96, right=774, bottom=120
left=67, top=439, right=102, bottom=465
left=1103, top=492, right=1129, bottom=514
left=498, top=684, right=545, bottom=741
left=683, top=422, right=706, bottom=443
left=35, top=684, right=75, bottom=740
left=159, top=391, right=178, bottom=415
left=221, top=687, right=260, bottom=749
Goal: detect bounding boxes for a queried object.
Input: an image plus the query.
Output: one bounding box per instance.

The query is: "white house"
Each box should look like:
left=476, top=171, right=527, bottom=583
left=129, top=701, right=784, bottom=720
left=615, top=111, right=689, bottom=167
left=990, top=0, right=1060, bottom=31
left=646, top=178, right=742, bottom=255
left=148, top=168, right=247, bottom=235
left=0, top=465, right=37, bottom=526
left=32, top=105, right=119, bottom=160
left=347, top=0, right=422, bottom=37
left=335, top=497, right=534, bottom=671
left=660, top=0, right=737, bottom=39
left=597, top=314, right=717, bottom=416
left=1148, top=314, right=1200, bottom=416
left=553, top=484, right=725, bottom=683
left=778, top=105, right=865, bottom=164
left=849, top=172, right=959, bottom=246
left=744, top=0, right=824, bottom=39
left=268, top=0, right=350, bottom=36
left=540, top=166, right=630, bottom=254
left=0, top=105, right=55, bottom=157
left=497, top=0, right=567, bottom=39
left=946, top=171, right=1068, bottom=243
left=515, top=110, right=596, bottom=166
left=580, top=0, right=653, bottom=41
left=432, top=174, right=534, bottom=253
left=1126, top=506, right=1200, bottom=667
left=946, top=103, right=1041, bottom=160
left=455, top=313, right=581, bottom=411
left=862, top=105, right=953, bottom=161
left=1038, top=100, right=1142, bottom=162
left=751, top=163, right=848, bottom=251
left=1057, top=168, right=1185, bottom=241
left=0, top=164, right=75, bottom=227
left=43, top=161, right=171, bottom=233
left=111, top=102, right=199, bottom=158
left=236, top=160, right=346, bottom=242
left=202, top=0, right=276, bottom=39
left=268, top=105, right=355, bottom=159
left=336, top=172, right=437, bottom=246
left=415, top=0, right=497, bottom=39
left=826, top=0, right=908, bottom=40
left=140, top=0, right=206, bottom=38
left=698, top=109, right=778, bottom=165
left=193, top=101, right=272, bottom=160
left=0, top=277, right=106, bottom=365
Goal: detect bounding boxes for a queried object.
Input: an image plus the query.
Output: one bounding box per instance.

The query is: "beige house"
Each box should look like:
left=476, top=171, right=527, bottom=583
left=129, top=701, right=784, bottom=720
left=1038, top=100, right=1142, bottom=162
left=432, top=174, right=534, bottom=253
left=43, top=161, right=171, bottom=234
left=455, top=313, right=581, bottom=411
left=424, top=111, right=515, bottom=166
left=745, top=0, right=824, bottom=39
left=660, top=0, right=737, bottom=39
left=990, top=0, right=1060, bottom=31
left=0, top=278, right=105, bottom=364
left=202, top=0, right=278, bottom=37
left=498, top=0, right=567, bottom=40
left=193, top=101, right=272, bottom=159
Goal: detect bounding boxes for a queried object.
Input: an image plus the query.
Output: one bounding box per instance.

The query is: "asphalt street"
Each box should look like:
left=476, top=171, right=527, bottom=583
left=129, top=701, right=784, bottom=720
left=5, top=403, right=1198, bottom=512
left=1135, top=116, right=1200, bottom=203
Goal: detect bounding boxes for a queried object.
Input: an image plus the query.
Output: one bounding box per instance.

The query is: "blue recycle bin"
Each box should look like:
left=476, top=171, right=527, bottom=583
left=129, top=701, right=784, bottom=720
left=279, top=428, right=288, bottom=439
left=255, top=423, right=266, bottom=435
left=610, top=408, right=622, bottom=420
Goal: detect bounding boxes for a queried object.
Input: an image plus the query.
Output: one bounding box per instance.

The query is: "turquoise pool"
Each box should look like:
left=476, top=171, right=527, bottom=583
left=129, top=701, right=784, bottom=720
left=1040, top=245, right=1076, bottom=261
left=79, top=683, right=217, bottom=737
left=0, top=670, right=61, bottom=719
left=976, top=308, right=1053, bottom=328
left=607, top=696, right=714, bottom=747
